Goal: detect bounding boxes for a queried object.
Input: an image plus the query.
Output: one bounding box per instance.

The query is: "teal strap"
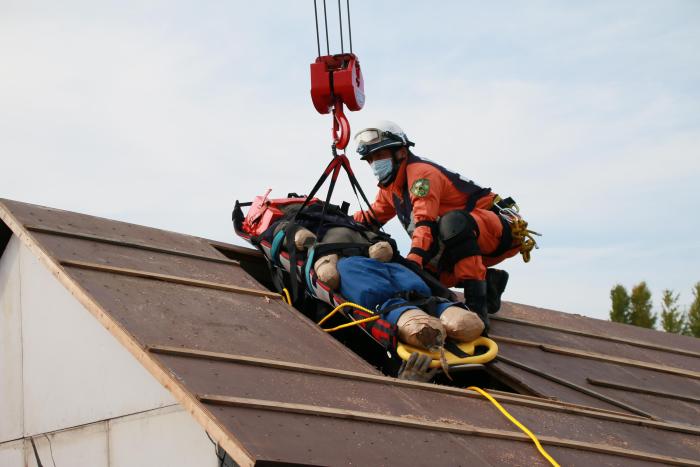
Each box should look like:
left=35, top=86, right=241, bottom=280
left=305, top=247, right=317, bottom=297
left=270, top=230, right=285, bottom=266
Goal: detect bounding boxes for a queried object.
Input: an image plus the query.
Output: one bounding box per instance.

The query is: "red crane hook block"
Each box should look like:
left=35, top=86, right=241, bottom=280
left=310, top=53, right=365, bottom=151
left=310, top=53, right=365, bottom=114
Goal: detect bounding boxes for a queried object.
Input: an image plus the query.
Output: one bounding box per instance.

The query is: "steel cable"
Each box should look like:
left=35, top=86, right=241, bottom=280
left=338, top=0, right=344, bottom=53
left=322, top=0, right=330, bottom=55
left=313, top=0, right=321, bottom=57
left=346, top=0, right=353, bottom=53
left=313, top=0, right=354, bottom=56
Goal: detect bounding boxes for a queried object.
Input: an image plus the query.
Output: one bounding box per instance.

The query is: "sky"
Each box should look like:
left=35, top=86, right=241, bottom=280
left=1, top=1, right=699, bottom=322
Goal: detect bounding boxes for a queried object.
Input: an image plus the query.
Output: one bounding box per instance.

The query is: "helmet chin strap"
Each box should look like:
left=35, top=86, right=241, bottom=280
left=378, top=148, right=403, bottom=187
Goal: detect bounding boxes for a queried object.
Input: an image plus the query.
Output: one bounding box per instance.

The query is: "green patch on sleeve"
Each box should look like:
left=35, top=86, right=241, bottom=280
left=410, top=178, right=431, bottom=197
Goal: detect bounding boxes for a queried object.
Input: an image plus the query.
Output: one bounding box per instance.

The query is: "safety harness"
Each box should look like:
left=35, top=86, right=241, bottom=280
left=389, top=153, right=540, bottom=267
left=392, top=153, right=493, bottom=234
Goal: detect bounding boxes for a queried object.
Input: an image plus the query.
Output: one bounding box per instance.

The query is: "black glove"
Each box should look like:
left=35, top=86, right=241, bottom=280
left=398, top=352, right=439, bottom=382
left=403, top=257, right=423, bottom=275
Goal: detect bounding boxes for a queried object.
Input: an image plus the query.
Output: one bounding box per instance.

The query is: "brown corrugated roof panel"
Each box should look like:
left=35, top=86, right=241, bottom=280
left=490, top=304, right=700, bottom=425
left=2, top=198, right=699, bottom=466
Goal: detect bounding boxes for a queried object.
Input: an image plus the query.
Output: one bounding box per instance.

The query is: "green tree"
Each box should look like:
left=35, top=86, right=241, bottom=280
left=629, top=282, right=656, bottom=329
left=686, top=282, right=700, bottom=338
left=660, top=289, right=685, bottom=334
left=609, top=284, right=631, bottom=324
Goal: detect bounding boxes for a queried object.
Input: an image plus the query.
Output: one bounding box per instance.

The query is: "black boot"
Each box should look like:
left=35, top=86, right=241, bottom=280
left=486, top=268, right=509, bottom=314
left=463, top=279, right=489, bottom=334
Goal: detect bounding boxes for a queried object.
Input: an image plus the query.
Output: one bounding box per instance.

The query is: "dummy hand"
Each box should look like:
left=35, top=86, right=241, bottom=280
left=398, top=352, right=439, bottom=382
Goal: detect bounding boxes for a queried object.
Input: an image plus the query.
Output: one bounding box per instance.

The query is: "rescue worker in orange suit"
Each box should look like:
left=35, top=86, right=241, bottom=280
left=353, top=121, right=518, bottom=331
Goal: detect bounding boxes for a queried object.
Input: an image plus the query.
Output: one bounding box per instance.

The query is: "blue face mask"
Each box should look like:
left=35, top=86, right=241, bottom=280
left=370, top=159, right=394, bottom=183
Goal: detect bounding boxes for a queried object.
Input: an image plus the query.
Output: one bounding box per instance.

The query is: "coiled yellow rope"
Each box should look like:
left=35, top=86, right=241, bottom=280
left=510, top=219, right=541, bottom=263
left=491, top=195, right=541, bottom=263
left=467, top=386, right=560, bottom=467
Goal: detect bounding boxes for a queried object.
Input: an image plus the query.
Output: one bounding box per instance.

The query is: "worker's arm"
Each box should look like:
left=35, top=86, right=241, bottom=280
left=406, top=165, right=444, bottom=267
left=353, top=188, right=396, bottom=225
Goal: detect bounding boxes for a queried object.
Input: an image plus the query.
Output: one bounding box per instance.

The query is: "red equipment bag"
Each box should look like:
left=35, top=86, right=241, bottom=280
left=236, top=189, right=317, bottom=238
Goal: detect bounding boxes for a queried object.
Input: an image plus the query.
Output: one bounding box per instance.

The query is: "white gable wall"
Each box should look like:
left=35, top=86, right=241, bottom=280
left=25, top=420, right=109, bottom=467
left=20, top=405, right=217, bottom=467
left=0, top=440, right=23, bottom=467
left=0, top=236, right=24, bottom=442
left=0, top=235, right=217, bottom=466
left=108, top=405, right=217, bottom=467
left=18, top=235, right=176, bottom=434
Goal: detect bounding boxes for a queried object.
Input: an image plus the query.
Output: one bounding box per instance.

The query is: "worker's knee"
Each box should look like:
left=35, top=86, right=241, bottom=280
left=438, top=211, right=481, bottom=270
left=438, top=211, right=478, bottom=250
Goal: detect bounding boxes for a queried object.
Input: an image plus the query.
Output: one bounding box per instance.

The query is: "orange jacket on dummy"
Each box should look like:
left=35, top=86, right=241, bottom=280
left=354, top=153, right=520, bottom=288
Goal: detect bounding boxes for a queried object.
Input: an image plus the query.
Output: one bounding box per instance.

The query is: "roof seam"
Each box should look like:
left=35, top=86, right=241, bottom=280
left=496, top=355, right=655, bottom=419
left=495, top=335, right=700, bottom=380
left=199, top=395, right=700, bottom=467
left=148, top=345, right=700, bottom=436
left=60, top=259, right=280, bottom=299
left=26, top=224, right=240, bottom=266
left=586, top=378, right=700, bottom=404
left=493, top=315, right=700, bottom=359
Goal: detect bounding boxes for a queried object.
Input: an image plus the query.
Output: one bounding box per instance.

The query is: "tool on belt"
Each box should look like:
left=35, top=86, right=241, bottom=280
left=492, top=196, right=541, bottom=263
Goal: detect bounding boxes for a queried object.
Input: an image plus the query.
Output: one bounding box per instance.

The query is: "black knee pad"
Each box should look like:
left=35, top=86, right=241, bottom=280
left=439, top=211, right=479, bottom=250
left=438, top=211, right=481, bottom=269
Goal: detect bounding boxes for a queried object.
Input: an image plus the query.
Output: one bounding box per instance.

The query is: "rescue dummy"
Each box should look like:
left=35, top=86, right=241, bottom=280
left=352, top=121, right=539, bottom=331
left=235, top=192, right=484, bottom=351
left=336, top=256, right=484, bottom=349
left=271, top=210, right=484, bottom=348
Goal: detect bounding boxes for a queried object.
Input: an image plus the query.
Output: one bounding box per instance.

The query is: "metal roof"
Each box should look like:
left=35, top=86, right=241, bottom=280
left=1, top=198, right=699, bottom=466
left=489, top=303, right=700, bottom=425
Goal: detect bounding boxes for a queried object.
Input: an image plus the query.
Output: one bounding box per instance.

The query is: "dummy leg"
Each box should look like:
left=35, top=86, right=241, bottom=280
left=438, top=305, right=485, bottom=342
left=395, top=308, right=446, bottom=350
left=314, top=254, right=340, bottom=290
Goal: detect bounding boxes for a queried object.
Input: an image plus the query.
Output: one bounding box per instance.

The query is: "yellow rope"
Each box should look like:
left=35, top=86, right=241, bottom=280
left=467, top=386, right=560, bottom=467
left=320, top=303, right=555, bottom=465
left=510, top=219, right=541, bottom=263
left=491, top=197, right=541, bottom=263
left=280, top=288, right=292, bottom=304
left=322, top=315, right=380, bottom=332
left=317, top=302, right=380, bottom=332
left=320, top=303, right=557, bottom=466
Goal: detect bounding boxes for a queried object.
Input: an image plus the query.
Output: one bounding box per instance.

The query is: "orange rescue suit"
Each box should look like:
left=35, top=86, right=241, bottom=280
left=354, top=153, right=519, bottom=287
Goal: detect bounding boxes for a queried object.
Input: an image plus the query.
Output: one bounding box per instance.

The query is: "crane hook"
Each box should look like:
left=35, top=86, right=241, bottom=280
left=332, top=103, right=350, bottom=150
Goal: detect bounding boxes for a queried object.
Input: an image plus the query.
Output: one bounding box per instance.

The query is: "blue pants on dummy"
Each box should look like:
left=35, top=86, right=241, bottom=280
left=336, top=256, right=458, bottom=325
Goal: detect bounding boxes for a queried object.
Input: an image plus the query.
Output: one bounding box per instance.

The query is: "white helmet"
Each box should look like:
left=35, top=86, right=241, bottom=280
left=354, top=120, right=414, bottom=160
